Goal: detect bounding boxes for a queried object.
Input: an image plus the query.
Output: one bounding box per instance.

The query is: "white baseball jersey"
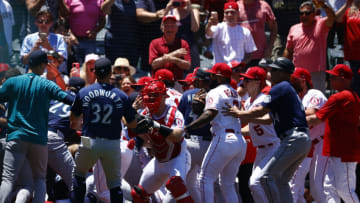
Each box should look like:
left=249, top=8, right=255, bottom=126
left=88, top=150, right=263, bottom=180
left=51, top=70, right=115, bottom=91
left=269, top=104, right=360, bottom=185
left=244, top=93, right=279, bottom=147
left=302, top=89, right=327, bottom=140
left=205, top=84, right=242, bottom=135
left=165, top=88, right=182, bottom=107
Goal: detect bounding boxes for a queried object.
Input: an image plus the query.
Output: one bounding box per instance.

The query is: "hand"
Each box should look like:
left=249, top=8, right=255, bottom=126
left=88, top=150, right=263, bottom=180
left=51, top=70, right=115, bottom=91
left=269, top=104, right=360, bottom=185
left=86, top=30, right=97, bottom=40
left=34, top=39, right=42, bottom=50
left=171, top=48, right=187, bottom=58
left=40, top=37, right=52, bottom=50
left=132, top=95, right=145, bottom=110
left=46, top=62, right=61, bottom=80
left=185, top=0, right=192, bottom=10
left=156, top=9, right=166, bottom=19
left=221, top=102, right=242, bottom=118
left=70, top=66, right=80, bottom=77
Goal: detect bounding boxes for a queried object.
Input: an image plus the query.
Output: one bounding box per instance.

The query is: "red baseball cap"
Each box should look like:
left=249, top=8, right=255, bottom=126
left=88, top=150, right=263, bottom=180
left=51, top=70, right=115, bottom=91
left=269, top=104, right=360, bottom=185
left=0, top=63, right=9, bottom=72
left=240, top=66, right=266, bottom=81
left=326, top=64, right=353, bottom=80
left=230, top=60, right=246, bottom=69
left=179, top=73, right=194, bottom=84
left=292, top=67, right=313, bottom=88
left=206, top=63, right=232, bottom=79
left=230, top=79, right=238, bottom=89
left=154, top=69, right=175, bottom=82
left=224, top=2, right=239, bottom=11
left=131, top=76, right=153, bottom=88
left=162, top=15, right=178, bottom=23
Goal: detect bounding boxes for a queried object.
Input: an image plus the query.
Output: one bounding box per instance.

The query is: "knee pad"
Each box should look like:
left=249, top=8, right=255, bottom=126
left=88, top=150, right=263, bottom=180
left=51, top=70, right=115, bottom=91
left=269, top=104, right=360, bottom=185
left=166, top=176, right=194, bottom=203
left=131, top=185, right=150, bottom=203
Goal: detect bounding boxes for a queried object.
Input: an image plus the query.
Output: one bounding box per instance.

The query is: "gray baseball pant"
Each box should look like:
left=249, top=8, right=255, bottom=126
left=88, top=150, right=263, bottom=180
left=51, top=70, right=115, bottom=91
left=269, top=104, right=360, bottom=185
left=0, top=139, right=47, bottom=203
left=260, top=128, right=312, bottom=203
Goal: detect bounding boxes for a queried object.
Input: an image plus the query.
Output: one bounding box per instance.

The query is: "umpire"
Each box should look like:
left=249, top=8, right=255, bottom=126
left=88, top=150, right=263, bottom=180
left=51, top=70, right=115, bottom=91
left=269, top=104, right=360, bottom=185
left=222, top=57, right=312, bottom=203
left=70, top=57, right=137, bottom=203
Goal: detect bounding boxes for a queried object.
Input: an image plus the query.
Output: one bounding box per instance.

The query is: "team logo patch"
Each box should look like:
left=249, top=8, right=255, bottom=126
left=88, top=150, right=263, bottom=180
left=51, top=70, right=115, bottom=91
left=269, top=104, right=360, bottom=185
left=264, top=95, right=271, bottom=103
left=175, top=118, right=183, bottom=127
left=310, top=97, right=320, bottom=106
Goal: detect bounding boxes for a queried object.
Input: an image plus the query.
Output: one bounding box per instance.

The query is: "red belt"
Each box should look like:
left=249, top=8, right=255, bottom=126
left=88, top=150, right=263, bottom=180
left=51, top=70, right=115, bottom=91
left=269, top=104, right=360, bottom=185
left=258, top=143, right=273, bottom=149
left=225, top=129, right=235, bottom=133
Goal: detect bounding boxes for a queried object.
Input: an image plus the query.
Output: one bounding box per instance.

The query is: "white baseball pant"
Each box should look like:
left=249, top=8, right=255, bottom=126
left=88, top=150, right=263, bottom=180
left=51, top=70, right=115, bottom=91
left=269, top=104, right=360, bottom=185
left=324, top=157, right=359, bottom=203
left=199, top=131, right=247, bottom=203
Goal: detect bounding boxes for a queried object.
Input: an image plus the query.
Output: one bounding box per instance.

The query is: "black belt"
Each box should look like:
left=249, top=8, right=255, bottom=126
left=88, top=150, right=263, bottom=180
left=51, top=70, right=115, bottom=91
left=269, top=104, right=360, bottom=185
left=279, top=127, right=309, bottom=140
left=225, top=129, right=235, bottom=133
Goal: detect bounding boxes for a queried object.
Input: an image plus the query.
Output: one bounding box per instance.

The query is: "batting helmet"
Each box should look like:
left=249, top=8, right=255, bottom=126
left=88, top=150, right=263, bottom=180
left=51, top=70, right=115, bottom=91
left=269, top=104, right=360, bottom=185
left=269, top=57, right=295, bottom=73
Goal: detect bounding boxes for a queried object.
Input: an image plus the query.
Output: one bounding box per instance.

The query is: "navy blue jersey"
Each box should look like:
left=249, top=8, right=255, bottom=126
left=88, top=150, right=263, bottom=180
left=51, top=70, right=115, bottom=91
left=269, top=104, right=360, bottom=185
left=178, top=88, right=211, bottom=139
left=71, top=83, right=136, bottom=139
left=261, top=81, right=308, bottom=136
left=48, top=91, right=74, bottom=137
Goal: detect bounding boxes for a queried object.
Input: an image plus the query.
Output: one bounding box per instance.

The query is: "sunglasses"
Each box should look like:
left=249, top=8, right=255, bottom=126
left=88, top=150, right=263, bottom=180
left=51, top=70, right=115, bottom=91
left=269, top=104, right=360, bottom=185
left=299, top=11, right=313, bottom=16
left=37, top=19, right=51, bottom=24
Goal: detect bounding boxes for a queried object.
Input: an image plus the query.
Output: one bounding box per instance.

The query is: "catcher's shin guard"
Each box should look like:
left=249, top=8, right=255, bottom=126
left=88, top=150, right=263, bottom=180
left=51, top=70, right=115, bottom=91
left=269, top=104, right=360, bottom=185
left=166, top=176, right=194, bottom=203
left=131, top=185, right=150, bottom=203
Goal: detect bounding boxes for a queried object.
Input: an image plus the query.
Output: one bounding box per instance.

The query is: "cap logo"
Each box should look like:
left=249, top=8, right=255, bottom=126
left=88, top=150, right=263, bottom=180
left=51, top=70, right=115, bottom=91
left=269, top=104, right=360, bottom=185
left=229, top=5, right=232, bottom=8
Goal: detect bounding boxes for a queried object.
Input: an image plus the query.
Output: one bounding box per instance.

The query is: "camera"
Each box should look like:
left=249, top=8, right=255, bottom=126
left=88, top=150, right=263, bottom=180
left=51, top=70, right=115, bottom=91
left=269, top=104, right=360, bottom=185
left=48, top=50, right=61, bottom=60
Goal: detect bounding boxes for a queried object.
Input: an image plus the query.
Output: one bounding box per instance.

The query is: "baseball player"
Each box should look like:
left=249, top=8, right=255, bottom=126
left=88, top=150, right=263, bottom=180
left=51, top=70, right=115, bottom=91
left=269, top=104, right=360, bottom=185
left=185, top=63, right=247, bottom=203
left=178, top=68, right=212, bottom=203
left=130, top=80, right=193, bottom=203
left=239, top=66, right=280, bottom=203
left=222, top=57, right=312, bottom=203
left=289, top=68, right=328, bottom=203
left=154, top=68, right=183, bottom=107
left=307, top=64, right=360, bottom=203
left=46, top=76, right=85, bottom=201
left=70, top=57, right=138, bottom=203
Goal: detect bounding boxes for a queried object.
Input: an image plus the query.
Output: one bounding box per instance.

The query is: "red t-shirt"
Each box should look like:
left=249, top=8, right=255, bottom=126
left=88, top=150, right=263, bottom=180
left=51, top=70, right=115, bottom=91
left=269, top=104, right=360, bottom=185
left=343, top=8, right=360, bottom=61
left=149, top=36, right=191, bottom=80
left=316, top=90, right=360, bottom=162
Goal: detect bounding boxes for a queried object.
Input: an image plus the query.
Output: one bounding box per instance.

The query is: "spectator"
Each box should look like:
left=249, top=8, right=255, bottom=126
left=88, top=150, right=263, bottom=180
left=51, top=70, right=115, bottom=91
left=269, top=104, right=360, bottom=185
left=149, top=15, right=191, bottom=81
left=0, top=0, right=14, bottom=64
left=0, top=50, right=73, bottom=203
left=336, top=0, right=360, bottom=96
left=136, top=0, right=169, bottom=72
left=165, top=0, right=200, bottom=69
left=112, top=57, right=136, bottom=78
left=101, top=0, right=139, bottom=67
left=20, top=8, right=67, bottom=66
left=80, top=53, right=99, bottom=86
left=64, top=0, right=106, bottom=64
left=237, top=0, right=278, bottom=66
left=205, top=2, right=257, bottom=65
left=120, top=75, right=136, bottom=96
left=283, top=1, right=335, bottom=92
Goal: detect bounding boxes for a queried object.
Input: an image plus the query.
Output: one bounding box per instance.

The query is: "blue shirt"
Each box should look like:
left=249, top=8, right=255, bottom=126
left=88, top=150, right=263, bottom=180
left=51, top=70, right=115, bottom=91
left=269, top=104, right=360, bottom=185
left=261, top=81, right=307, bottom=136
left=0, top=73, right=69, bottom=145
left=71, top=83, right=136, bottom=140
left=178, top=88, right=212, bottom=139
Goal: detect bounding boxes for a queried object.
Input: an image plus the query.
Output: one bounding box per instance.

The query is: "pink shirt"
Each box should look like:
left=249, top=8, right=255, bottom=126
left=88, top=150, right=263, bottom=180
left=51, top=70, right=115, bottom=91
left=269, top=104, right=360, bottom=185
left=286, top=17, right=330, bottom=72
left=65, top=0, right=105, bottom=37
left=237, top=0, right=276, bottom=59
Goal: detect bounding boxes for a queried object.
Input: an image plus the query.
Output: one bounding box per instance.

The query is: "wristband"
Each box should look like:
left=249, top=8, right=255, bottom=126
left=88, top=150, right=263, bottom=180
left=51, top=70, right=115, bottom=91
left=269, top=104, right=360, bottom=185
left=153, top=120, right=172, bottom=137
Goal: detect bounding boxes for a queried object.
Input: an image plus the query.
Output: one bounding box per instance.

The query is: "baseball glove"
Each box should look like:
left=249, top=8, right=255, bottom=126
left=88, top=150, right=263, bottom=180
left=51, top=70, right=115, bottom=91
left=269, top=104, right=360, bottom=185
left=135, top=114, right=154, bottom=134
left=192, top=88, right=207, bottom=115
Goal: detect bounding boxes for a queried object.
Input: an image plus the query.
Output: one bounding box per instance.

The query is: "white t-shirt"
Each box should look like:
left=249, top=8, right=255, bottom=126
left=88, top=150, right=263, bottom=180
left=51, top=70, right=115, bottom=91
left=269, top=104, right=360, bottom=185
left=244, top=93, right=279, bottom=146
left=205, top=84, right=242, bottom=135
left=206, top=22, right=257, bottom=64
left=302, top=89, right=327, bottom=140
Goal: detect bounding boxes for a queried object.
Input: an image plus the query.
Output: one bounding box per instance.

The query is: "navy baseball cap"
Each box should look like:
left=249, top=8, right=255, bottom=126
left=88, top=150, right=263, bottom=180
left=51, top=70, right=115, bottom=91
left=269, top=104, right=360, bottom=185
left=28, top=50, right=48, bottom=67
left=269, top=57, right=295, bottom=73
left=194, top=67, right=210, bottom=80
left=69, top=76, right=85, bottom=90
left=94, top=58, right=112, bottom=75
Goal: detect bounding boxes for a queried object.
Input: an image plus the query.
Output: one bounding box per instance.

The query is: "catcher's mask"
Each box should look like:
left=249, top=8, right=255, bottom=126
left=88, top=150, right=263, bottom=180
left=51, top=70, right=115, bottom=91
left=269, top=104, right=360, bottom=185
left=141, top=80, right=167, bottom=114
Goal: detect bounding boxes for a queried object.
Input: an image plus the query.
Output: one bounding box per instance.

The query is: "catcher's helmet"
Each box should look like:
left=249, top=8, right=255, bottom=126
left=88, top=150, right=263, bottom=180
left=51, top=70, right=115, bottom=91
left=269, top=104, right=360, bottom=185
left=141, top=80, right=167, bottom=114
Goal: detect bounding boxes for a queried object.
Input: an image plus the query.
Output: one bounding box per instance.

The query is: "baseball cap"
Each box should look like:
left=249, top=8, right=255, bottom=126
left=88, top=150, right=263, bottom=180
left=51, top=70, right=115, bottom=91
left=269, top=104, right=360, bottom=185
left=28, top=50, right=48, bottom=67
left=240, top=66, right=267, bottom=81
left=131, top=76, right=153, bottom=88
left=269, top=57, right=295, bottom=73
left=193, top=67, right=211, bottom=80
left=206, top=63, right=232, bottom=79
left=0, top=63, right=10, bottom=72
left=224, top=2, right=239, bottom=11
left=258, top=58, right=273, bottom=68
left=292, top=67, right=313, bottom=88
left=84, top=53, right=99, bottom=64
left=154, top=69, right=175, bottom=82
left=162, top=15, right=178, bottom=23
left=326, top=64, right=353, bottom=80
left=69, top=76, right=85, bottom=90
left=113, top=57, right=136, bottom=76
left=179, top=73, right=194, bottom=84
left=230, top=79, right=237, bottom=89
left=230, top=60, right=246, bottom=69
left=94, top=58, right=112, bottom=75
